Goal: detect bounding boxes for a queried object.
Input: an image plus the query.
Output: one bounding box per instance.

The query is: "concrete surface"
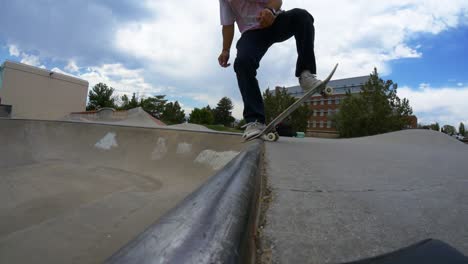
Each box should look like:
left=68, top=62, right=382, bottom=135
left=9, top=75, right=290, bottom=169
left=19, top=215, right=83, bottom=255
left=63, top=107, right=165, bottom=127
left=261, top=129, right=468, bottom=263
left=0, top=119, right=248, bottom=264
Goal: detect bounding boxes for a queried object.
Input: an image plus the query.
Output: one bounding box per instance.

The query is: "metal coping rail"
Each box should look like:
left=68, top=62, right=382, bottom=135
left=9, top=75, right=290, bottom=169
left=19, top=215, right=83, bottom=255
left=106, top=141, right=263, bottom=264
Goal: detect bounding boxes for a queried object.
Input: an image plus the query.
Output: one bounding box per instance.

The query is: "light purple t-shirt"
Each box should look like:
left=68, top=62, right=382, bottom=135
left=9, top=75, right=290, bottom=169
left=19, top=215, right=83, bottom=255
left=219, top=0, right=269, bottom=33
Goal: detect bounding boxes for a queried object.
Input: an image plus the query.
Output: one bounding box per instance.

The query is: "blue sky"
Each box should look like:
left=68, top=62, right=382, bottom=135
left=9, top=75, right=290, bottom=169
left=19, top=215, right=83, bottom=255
left=0, top=0, right=467, bottom=128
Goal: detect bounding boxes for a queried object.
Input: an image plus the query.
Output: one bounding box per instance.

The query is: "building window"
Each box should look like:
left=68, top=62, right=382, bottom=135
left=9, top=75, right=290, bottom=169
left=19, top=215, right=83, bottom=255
left=328, top=98, right=332, bottom=105
left=328, top=109, right=332, bottom=115
left=335, top=97, right=340, bottom=104
left=327, top=121, right=332, bottom=128
left=312, top=120, right=316, bottom=128
left=313, top=100, right=317, bottom=106
left=320, top=109, right=324, bottom=116
left=320, top=99, right=324, bottom=105
left=320, top=121, right=324, bottom=128
left=313, top=110, right=316, bottom=117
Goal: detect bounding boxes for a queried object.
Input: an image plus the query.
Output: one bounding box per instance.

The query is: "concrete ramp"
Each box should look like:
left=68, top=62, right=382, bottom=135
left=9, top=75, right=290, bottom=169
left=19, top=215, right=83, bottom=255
left=261, top=129, right=468, bottom=263
left=348, top=129, right=465, bottom=148
left=0, top=119, right=251, bottom=264
left=63, top=107, right=166, bottom=127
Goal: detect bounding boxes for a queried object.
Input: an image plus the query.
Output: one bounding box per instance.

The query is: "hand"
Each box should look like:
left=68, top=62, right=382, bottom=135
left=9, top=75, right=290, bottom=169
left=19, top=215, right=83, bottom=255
left=257, top=9, right=276, bottom=28
left=218, top=50, right=231, bottom=68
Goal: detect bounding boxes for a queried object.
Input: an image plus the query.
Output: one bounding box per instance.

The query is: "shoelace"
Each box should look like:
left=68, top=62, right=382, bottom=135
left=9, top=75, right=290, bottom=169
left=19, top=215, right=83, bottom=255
left=241, top=121, right=261, bottom=129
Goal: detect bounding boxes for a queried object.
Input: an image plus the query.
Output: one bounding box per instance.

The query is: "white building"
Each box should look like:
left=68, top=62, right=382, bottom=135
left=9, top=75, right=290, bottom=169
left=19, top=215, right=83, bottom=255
left=0, top=61, right=88, bottom=120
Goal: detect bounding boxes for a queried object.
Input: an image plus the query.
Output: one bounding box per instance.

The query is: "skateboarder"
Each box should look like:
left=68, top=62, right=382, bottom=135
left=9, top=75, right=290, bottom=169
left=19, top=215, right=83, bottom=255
left=218, top=0, right=322, bottom=139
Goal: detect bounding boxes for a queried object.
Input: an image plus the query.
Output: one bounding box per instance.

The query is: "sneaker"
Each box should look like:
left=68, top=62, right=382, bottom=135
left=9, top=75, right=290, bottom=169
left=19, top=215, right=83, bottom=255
left=299, top=70, right=322, bottom=91
left=241, top=121, right=266, bottom=139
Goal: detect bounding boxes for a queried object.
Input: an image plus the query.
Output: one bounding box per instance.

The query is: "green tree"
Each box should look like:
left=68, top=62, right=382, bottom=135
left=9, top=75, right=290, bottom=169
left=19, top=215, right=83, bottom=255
left=189, top=106, right=214, bottom=125
left=236, top=119, right=247, bottom=130
left=213, top=97, right=236, bottom=126
left=430, top=122, right=440, bottom=131
left=162, top=101, right=186, bottom=125
left=119, top=94, right=130, bottom=110
left=140, top=95, right=167, bottom=119
left=459, top=122, right=465, bottom=136
left=333, top=68, right=413, bottom=138
left=119, top=93, right=140, bottom=110
left=263, top=87, right=310, bottom=133
left=441, top=125, right=456, bottom=135
left=87, top=83, right=116, bottom=110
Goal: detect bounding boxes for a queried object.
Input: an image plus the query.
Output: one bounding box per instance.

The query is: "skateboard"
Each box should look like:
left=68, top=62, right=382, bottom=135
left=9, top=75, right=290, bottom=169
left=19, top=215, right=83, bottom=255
left=247, top=63, right=339, bottom=142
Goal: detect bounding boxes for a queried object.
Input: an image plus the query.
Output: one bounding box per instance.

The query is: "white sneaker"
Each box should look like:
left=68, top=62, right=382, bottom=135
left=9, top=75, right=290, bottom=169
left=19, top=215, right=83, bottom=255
left=299, top=70, right=322, bottom=91
left=241, top=121, right=266, bottom=139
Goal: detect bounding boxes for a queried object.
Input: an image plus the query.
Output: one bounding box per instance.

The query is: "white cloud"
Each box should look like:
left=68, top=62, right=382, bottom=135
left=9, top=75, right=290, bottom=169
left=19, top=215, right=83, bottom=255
left=20, top=53, right=41, bottom=67
left=5, top=0, right=468, bottom=123
left=112, top=1, right=468, bottom=112
left=115, top=1, right=221, bottom=79
left=399, top=84, right=468, bottom=127
left=7, top=45, right=46, bottom=68
left=8, top=45, right=20, bottom=57
left=65, top=60, right=79, bottom=73
left=77, top=63, right=164, bottom=98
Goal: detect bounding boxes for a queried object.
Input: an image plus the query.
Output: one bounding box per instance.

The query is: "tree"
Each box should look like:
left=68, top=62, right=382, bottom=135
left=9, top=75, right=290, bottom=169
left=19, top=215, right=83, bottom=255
left=162, top=101, right=186, bottom=125
left=431, top=123, right=440, bottom=131
left=119, top=93, right=140, bottom=110
left=333, top=68, right=413, bottom=138
left=87, top=83, right=117, bottom=110
left=459, top=122, right=465, bottom=136
left=441, top=125, right=456, bottom=135
left=263, top=87, right=310, bottom=133
left=140, top=95, right=167, bottom=119
left=213, top=97, right=235, bottom=126
left=189, top=106, right=214, bottom=125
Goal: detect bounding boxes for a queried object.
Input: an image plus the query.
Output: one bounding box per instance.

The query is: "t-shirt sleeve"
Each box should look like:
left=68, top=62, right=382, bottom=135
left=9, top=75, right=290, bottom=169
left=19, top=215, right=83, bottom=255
left=219, top=0, right=236, bottom=25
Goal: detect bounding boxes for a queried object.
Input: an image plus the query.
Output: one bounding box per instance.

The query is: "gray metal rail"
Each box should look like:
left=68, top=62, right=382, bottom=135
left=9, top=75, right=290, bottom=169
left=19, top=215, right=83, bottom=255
left=106, top=141, right=262, bottom=264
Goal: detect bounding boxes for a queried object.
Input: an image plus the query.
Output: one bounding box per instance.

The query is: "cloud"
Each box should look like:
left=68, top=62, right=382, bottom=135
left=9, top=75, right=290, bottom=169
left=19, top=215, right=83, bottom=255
left=399, top=84, right=468, bottom=126
left=8, top=45, right=20, bottom=57
left=0, top=1, right=151, bottom=66
left=2, top=0, right=468, bottom=122
left=115, top=1, right=221, bottom=79
left=8, top=45, right=46, bottom=68
left=20, top=54, right=43, bottom=68
left=65, top=60, right=79, bottom=73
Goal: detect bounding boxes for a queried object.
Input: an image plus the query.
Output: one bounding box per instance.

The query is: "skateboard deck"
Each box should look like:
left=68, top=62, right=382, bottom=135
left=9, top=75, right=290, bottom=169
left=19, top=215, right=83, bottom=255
left=247, top=63, right=339, bottom=142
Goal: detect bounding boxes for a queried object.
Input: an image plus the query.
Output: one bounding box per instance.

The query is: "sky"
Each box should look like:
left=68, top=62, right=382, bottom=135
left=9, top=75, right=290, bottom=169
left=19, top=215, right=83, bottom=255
left=0, top=0, right=467, bottom=128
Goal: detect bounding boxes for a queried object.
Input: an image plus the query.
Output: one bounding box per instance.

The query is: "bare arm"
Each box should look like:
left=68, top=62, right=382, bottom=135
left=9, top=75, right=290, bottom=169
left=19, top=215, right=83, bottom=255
left=218, top=24, right=235, bottom=68
left=222, top=24, right=235, bottom=52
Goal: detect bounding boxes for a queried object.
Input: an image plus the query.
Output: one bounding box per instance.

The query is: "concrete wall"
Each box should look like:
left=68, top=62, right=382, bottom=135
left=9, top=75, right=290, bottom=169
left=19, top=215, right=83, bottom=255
left=0, top=61, right=88, bottom=120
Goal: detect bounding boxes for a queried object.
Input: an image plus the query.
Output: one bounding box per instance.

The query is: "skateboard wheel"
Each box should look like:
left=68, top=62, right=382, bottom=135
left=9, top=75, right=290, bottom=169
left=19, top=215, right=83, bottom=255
left=324, top=86, right=334, bottom=96
left=265, top=133, right=277, bottom=142
left=274, top=132, right=280, bottom=141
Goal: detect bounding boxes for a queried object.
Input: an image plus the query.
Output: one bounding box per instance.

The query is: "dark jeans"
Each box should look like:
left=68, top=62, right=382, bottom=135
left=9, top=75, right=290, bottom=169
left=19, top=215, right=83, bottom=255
left=234, top=8, right=316, bottom=124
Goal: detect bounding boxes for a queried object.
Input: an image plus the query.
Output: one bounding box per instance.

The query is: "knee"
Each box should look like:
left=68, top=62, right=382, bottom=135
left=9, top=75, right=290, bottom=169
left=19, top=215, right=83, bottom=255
left=290, top=8, right=314, bottom=23
left=234, top=56, right=256, bottom=74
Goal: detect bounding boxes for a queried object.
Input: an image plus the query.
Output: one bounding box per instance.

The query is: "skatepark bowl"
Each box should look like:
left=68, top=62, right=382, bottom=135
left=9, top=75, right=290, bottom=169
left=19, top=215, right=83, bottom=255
left=0, top=119, right=259, bottom=264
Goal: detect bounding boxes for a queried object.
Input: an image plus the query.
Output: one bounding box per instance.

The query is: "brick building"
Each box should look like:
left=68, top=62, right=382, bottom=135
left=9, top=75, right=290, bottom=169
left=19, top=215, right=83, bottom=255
left=284, top=76, right=369, bottom=138
left=284, top=76, right=418, bottom=138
